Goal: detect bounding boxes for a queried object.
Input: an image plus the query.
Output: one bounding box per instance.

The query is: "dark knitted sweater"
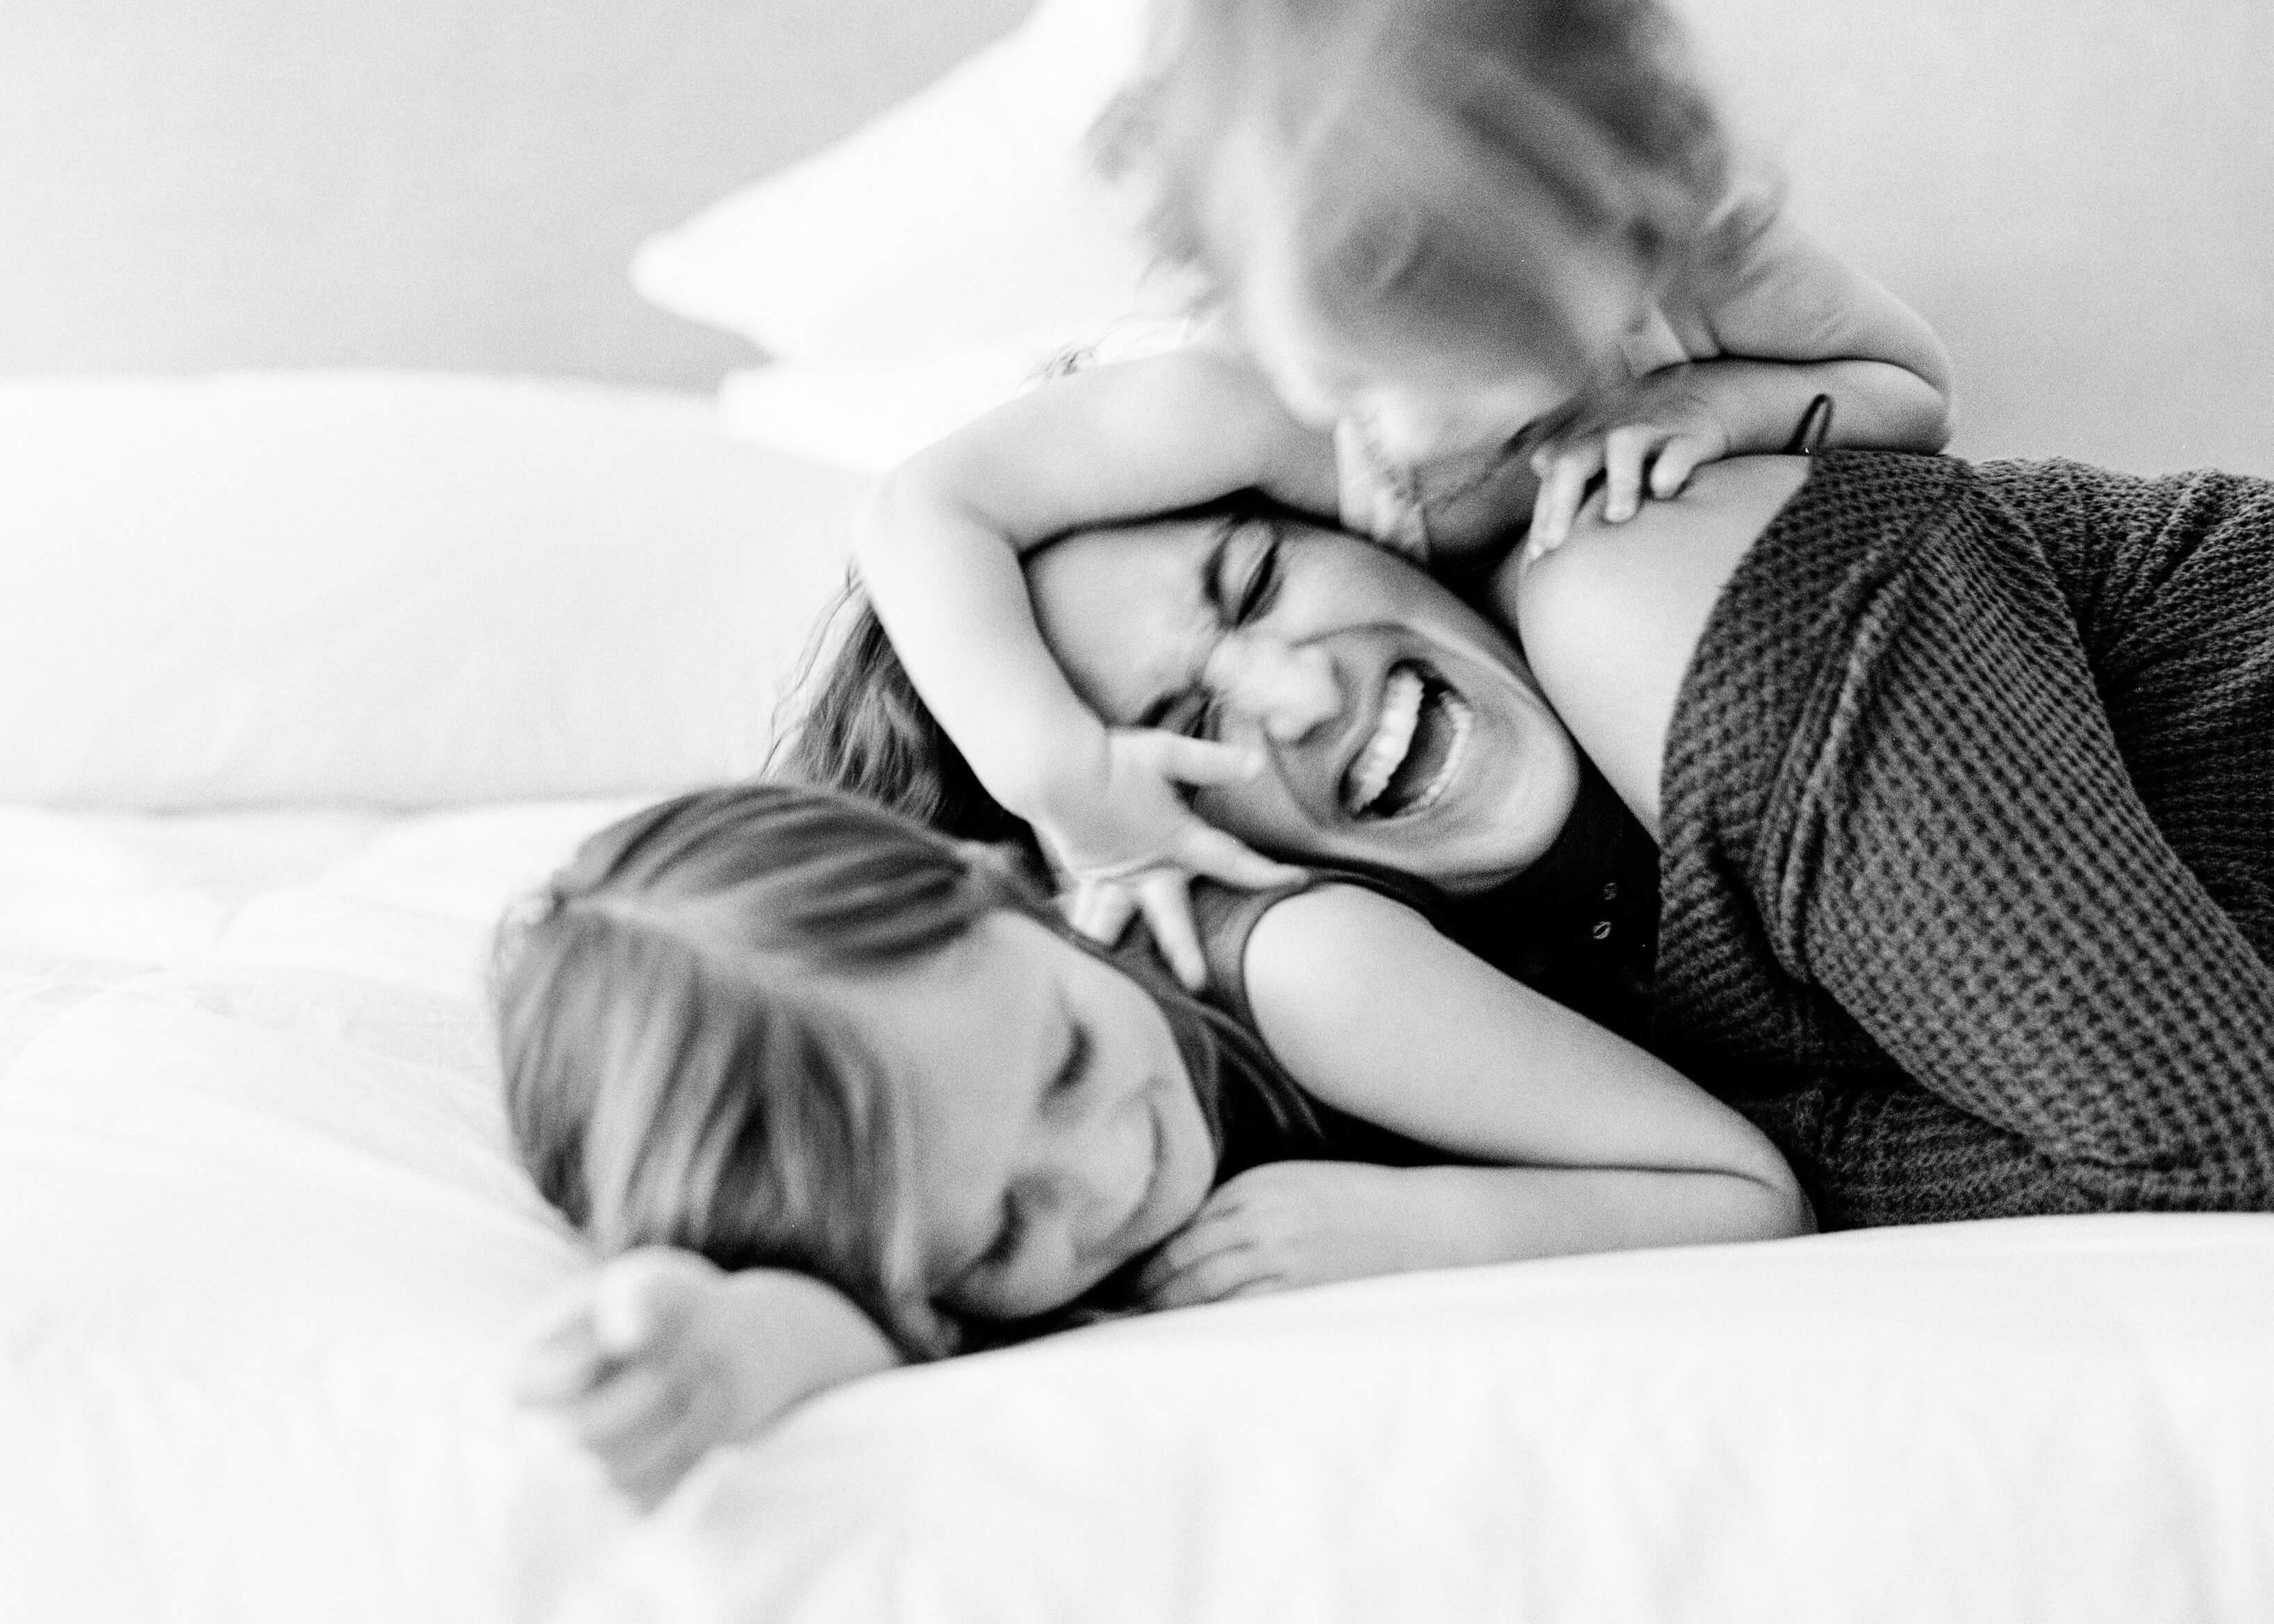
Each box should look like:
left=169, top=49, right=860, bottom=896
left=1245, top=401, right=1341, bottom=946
left=1656, top=451, right=2274, bottom=1225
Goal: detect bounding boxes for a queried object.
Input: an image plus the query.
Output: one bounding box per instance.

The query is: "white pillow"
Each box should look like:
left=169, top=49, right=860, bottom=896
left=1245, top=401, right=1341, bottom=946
left=0, top=372, right=871, bottom=810
left=716, top=313, right=1206, bottom=475
left=630, top=0, right=1183, bottom=363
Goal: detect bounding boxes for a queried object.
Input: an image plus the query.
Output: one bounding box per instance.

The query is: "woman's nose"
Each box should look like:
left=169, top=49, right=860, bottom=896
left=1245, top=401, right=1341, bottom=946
left=1206, top=632, right=1340, bottom=743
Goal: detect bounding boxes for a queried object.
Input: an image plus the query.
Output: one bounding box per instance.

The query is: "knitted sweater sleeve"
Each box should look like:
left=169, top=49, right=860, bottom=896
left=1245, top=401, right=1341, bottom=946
left=1653, top=451, right=2274, bottom=1222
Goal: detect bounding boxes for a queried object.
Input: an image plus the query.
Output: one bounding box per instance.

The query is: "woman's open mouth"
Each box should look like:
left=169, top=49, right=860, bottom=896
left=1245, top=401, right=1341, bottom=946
left=1340, top=661, right=1472, bottom=822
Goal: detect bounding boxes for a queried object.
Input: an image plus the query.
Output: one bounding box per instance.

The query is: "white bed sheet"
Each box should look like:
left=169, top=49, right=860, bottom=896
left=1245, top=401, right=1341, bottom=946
left=0, top=802, right=639, bottom=1624
left=7, top=802, right=2271, bottom=1624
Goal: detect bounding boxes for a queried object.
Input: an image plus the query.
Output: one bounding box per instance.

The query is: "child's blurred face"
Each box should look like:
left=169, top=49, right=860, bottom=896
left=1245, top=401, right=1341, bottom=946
left=1196, top=118, right=1655, bottom=465
left=848, top=912, right=1218, bottom=1324
left=1027, top=513, right=1584, bottom=893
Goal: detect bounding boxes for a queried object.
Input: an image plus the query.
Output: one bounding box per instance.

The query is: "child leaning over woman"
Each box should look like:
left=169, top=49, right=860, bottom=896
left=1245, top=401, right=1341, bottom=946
left=854, top=0, right=1952, bottom=976
left=497, top=784, right=1809, bottom=1506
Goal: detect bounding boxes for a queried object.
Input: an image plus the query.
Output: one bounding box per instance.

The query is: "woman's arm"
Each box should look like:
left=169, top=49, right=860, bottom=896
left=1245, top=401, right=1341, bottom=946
left=1502, top=454, right=1809, bottom=835
left=1136, top=883, right=1812, bottom=1306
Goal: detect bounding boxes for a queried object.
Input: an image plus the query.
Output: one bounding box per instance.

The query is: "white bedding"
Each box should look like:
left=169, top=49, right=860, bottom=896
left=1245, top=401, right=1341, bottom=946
left=8, top=799, right=2273, bottom=1624
left=0, top=802, right=636, bottom=1624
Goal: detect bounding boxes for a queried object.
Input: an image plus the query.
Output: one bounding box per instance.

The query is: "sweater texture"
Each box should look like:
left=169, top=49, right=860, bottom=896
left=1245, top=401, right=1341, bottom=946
left=1655, top=451, right=2274, bottom=1224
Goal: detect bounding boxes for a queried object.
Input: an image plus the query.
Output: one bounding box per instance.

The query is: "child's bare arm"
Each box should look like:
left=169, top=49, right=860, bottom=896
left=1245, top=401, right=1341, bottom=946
left=1529, top=216, right=1953, bottom=546
left=515, top=1250, right=899, bottom=1511
left=860, top=349, right=1332, bottom=813
left=857, top=349, right=1328, bottom=981
left=1138, top=883, right=1811, bottom=1306
left=1138, top=1157, right=1809, bottom=1306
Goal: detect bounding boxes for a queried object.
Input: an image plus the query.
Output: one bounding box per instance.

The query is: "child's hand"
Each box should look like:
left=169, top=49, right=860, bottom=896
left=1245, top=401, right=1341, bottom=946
left=1044, top=727, right=1308, bottom=992
left=1525, top=370, right=1732, bottom=555
left=514, top=1248, right=896, bottom=1511
left=1134, top=1161, right=1431, bottom=1309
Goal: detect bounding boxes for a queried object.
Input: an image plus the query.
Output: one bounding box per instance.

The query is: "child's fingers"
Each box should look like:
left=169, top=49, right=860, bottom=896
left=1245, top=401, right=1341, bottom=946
left=1063, top=878, right=1138, bottom=946
left=1602, top=425, right=1663, bottom=522
left=512, top=1275, right=625, bottom=1405
left=1134, top=1196, right=1252, bottom=1302
left=1528, top=440, right=1605, bottom=550
left=583, top=1392, right=718, bottom=1512
left=613, top=1427, right=718, bottom=1514
left=593, top=1384, right=722, bottom=1507
left=1134, top=871, right=1209, bottom=992
left=1172, top=824, right=1308, bottom=891
left=1140, top=1238, right=1279, bottom=1309
left=1648, top=435, right=1713, bottom=499
left=591, top=1248, right=715, bottom=1359
left=558, top=1362, right=694, bottom=1456
left=1139, top=731, right=1264, bottom=789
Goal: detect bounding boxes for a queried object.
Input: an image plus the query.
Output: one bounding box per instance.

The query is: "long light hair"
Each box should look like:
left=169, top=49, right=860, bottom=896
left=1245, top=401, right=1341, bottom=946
left=495, top=780, right=1317, bottom=1357
left=1095, top=0, right=1767, bottom=363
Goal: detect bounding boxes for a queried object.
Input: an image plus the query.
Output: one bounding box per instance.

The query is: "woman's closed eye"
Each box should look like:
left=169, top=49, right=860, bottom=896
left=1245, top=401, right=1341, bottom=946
left=1218, top=522, right=1284, bottom=627
left=1146, top=522, right=1286, bottom=740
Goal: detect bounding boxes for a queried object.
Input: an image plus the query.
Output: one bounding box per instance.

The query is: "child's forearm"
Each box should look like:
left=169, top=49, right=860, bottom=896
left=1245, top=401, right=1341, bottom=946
left=1691, top=217, right=1955, bottom=456
left=851, top=351, right=1338, bottom=826
left=1401, top=1162, right=1815, bottom=1266
left=856, top=467, right=1113, bottom=821
left=1688, top=355, right=1953, bottom=459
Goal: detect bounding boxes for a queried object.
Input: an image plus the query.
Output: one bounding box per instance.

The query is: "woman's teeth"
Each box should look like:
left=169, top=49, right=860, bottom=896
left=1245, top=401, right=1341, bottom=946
left=1345, top=666, right=1422, bottom=814
left=1342, top=663, right=1472, bottom=820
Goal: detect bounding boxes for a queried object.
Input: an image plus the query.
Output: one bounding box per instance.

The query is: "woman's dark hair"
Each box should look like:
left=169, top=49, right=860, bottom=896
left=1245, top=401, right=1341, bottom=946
left=768, top=586, right=1039, bottom=859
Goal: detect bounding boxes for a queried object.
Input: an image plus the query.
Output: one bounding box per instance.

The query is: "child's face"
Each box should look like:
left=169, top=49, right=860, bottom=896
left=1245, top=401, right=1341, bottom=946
left=852, top=911, right=1218, bottom=1324
left=1199, top=122, right=1655, bottom=464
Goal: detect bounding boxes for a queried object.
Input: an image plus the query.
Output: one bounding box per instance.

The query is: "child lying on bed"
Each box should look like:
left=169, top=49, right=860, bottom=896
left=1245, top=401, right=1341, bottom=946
left=497, top=782, right=1810, bottom=1507
left=854, top=0, right=1951, bottom=983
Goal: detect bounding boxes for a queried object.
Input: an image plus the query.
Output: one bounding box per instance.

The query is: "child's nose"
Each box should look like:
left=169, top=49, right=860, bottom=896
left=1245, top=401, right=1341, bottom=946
left=1036, top=1092, right=1154, bottom=1255
left=1362, top=395, right=1490, bottom=465
left=1206, top=633, right=1339, bottom=743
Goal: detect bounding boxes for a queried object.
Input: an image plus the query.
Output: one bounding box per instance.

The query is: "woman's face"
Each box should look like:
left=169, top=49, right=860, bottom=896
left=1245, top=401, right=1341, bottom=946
left=1027, top=513, right=1582, bottom=892
left=846, top=910, right=1218, bottom=1323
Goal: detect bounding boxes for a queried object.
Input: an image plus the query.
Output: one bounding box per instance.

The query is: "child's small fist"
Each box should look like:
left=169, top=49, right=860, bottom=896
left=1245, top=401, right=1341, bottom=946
left=516, top=1248, right=735, bottom=1509
left=516, top=1253, right=902, bottom=1513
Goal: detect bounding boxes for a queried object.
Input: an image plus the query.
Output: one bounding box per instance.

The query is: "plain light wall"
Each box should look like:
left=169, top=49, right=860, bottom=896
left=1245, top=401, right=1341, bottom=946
left=0, top=0, right=1029, bottom=387
left=1688, top=0, right=2274, bottom=473
left=1, top=0, right=2269, bottom=475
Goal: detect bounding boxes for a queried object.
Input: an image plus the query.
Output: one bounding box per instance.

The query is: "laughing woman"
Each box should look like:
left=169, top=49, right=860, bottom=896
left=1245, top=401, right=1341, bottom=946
left=499, top=436, right=2273, bottom=1506
left=838, top=349, right=2274, bottom=1225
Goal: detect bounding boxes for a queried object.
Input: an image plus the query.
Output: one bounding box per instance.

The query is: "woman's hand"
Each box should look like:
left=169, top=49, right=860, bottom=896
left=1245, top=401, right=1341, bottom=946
left=1134, top=1161, right=1443, bottom=1308
left=1044, top=727, right=1307, bottom=991
left=514, top=1248, right=898, bottom=1511
left=1525, top=369, right=1734, bottom=555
